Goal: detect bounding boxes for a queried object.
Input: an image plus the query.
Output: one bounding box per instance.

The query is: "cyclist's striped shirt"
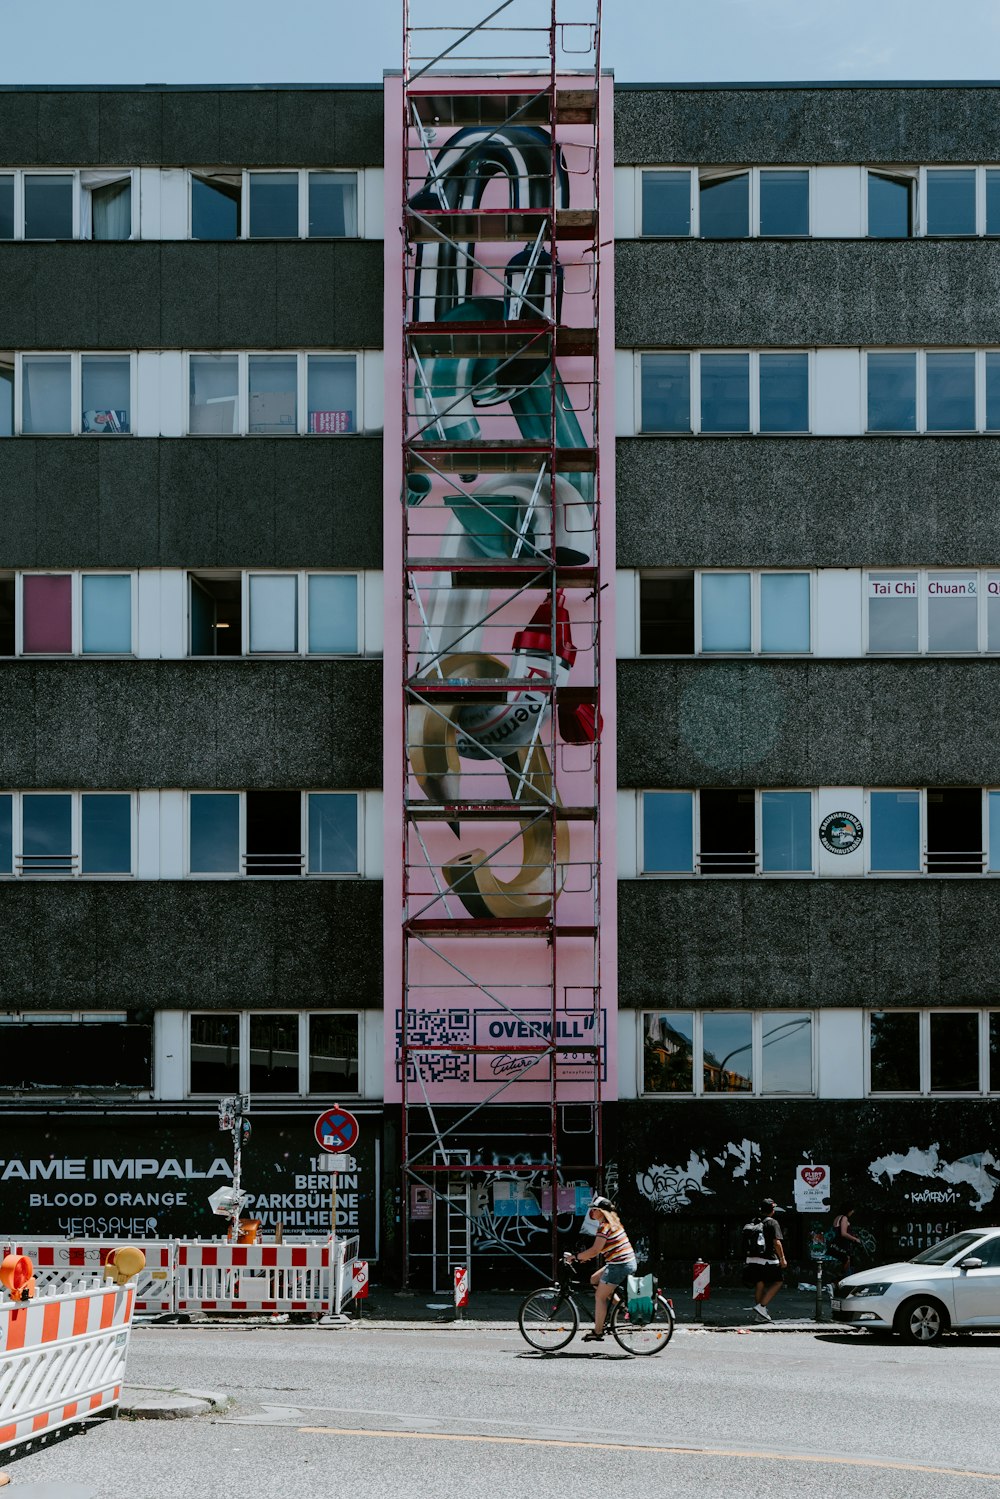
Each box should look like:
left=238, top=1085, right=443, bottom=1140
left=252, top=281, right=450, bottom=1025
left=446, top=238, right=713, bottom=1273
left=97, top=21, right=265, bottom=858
left=599, top=1222, right=635, bottom=1264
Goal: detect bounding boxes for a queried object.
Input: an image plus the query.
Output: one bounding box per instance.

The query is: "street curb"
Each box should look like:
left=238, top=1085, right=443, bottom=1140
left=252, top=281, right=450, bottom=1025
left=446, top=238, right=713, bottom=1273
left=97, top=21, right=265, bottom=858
left=324, top=1319, right=836, bottom=1333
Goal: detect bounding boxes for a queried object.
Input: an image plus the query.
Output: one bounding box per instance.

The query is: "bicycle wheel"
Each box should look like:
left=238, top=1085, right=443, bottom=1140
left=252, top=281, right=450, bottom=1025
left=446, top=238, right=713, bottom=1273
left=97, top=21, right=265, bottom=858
left=518, top=1287, right=579, bottom=1352
left=608, top=1292, right=675, bottom=1355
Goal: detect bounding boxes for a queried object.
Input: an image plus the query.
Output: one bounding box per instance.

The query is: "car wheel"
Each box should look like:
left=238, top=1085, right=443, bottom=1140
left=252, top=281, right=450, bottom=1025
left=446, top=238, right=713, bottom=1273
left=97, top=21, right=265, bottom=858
left=895, top=1297, right=949, bottom=1345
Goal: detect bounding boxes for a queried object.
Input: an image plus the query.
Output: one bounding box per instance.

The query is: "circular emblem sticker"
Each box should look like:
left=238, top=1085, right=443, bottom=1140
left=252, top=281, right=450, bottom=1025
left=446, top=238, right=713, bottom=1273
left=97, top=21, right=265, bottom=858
left=819, top=811, right=864, bottom=855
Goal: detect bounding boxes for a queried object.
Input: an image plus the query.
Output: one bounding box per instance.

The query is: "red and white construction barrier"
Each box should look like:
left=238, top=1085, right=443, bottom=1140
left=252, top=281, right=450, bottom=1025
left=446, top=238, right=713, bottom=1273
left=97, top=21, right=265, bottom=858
left=0, top=1281, right=136, bottom=1459
left=174, top=1242, right=331, bottom=1313
left=331, top=1237, right=362, bottom=1314
left=693, top=1259, right=711, bottom=1301
left=454, top=1265, right=469, bottom=1311
left=5, top=1241, right=174, bottom=1314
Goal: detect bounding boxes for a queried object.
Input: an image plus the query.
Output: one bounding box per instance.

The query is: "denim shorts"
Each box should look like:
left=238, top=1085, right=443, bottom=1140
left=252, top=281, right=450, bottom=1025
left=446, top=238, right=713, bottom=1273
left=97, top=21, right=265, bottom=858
left=600, top=1258, right=637, bottom=1287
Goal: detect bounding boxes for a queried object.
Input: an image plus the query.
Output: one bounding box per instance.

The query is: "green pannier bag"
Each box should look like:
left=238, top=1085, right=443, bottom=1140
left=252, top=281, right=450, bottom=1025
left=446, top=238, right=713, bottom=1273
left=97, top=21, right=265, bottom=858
left=626, top=1272, right=655, bottom=1323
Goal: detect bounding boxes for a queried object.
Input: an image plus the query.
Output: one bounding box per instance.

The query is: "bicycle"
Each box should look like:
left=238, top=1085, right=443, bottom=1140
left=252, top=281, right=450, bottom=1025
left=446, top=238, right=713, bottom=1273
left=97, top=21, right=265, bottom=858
left=518, top=1255, right=675, bottom=1356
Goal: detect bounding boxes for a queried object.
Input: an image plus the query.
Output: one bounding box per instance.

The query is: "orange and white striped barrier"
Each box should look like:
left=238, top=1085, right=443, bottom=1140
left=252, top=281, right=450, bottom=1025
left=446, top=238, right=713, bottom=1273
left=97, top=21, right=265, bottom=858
left=174, top=1241, right=331, bottom=1312
left=3, top=1240, right=174, bottom=1314
left=0, top=1277, right=137, bottom=1460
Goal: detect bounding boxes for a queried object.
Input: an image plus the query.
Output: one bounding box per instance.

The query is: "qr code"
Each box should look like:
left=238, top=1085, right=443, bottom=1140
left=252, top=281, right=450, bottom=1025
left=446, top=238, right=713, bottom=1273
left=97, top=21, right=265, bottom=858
left=396, top=1008, right=472, bottom=1083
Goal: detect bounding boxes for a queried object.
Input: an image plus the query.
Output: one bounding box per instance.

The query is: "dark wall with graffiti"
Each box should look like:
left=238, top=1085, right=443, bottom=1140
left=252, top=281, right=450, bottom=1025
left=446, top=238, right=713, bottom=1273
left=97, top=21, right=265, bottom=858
left=605, top=1099, right=1000, bottom=1288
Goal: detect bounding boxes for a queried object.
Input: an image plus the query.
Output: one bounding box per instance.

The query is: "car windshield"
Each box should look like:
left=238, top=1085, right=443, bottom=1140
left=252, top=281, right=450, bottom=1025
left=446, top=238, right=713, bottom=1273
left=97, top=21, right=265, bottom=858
left=910, top=1231, right=987, bottom=1265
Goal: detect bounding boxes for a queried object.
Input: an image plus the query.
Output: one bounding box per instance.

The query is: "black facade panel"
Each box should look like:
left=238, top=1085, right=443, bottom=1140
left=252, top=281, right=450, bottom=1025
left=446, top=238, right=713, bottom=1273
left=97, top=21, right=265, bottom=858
left=274, top=241, right=384, bottom=348
left=31, top=247, right=100, bottom=348
left=0, top=660, right=382, bottom=789
left=616, top=437, right=1000, bottom=569
left=618, top=877, right=1000, bottom=1006
left=0, top=88, right=383, bottom=169
left=0, top=438, right=382, bottom=569
left=0, top=881, right=383, bottom=1009
left=615, top=85, right=1000, bottom=165
left=618, top=658, right=1000, bottom=787
left=616, top=240, right=1000, bottom=349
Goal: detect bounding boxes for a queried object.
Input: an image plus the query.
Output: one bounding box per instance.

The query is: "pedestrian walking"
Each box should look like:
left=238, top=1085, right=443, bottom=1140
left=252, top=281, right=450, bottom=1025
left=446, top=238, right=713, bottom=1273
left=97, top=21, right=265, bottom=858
left=742, top=1197, right=786, bottom=1322
left=568, top=1196, right=638, bottom=1344
left=830, top=1201, right=862, bottom=1276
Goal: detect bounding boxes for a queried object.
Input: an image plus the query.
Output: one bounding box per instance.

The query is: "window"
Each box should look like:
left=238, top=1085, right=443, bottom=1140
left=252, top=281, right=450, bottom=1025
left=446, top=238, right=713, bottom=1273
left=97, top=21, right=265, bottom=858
left=867, top=172, right=913, bottom=238
left=925, top=352, right=975, bottom=431
left=189, top=571, right=362, bottom=657
left=191, top=169, right=360, bottom=241
left=698, top=789, right=756, bottom=874
left=0, top=175, right=12, bottom=239
left=987, top=354, right=1000, bottom=429
left=868, top=790, right=921, bottom=872
left=699, top=571, right=810, bottom=654
left=642, top=791, right=694, bottom=873
left=700, top=353, right=749, bottom=432
left=759, top=572, right=810, bottom=651
left=81, top=356, right=130, bottom=434
left=758, top=353, right=809, bottom=432
left=638, top=572, right=694, bottom=654
left=870, top=1010, right=990, bottom=1095
left=0, top=170, right=134, bottom=240
left=22, top=356, right=72, bottom=434
left=189, top=1011, right=361, bottom=1096
left=988, top=171, right=1000, bottom=235
left=867, top=570, right=987, bottom=655
left=925, top=788, right=983, bottom=873
left=83, top=173, right=132, bottom=241
left=758, top=170, right=809, bottom=237
left=8, top=792, right=132, bottom=877
left=248, top=172, right=298, bottom=238
left=640, top=170, right=691, bottom=236
left=701, top=572, right=751, bottom=651
left=760, top=792, right=812, bottom=873
left=190, top=354, right=239, bottom=435
left=308, top=172, right=358, bottom=237
left=24, top=173, right=73, bottom=239
left=929, top=1011, right=980, bottom=1092
left=16, top=353, right=132, bottom=437
left=926, top=169, right=976, bottom=235
left=22, top=574, right=72, bottom=653
left=867, top=572, right=918, bottom=652
left=866, top=352, right=916, bottom=431
left=0, top=1014, right=151, bottom=1091
left=249, top=575, right=298, bottom=653
left=869, top=1011, right=920, bottom=1091
left=637, top=352, right=808, bottom=436
left=186, top=353, right=359, bottom=436
left=703, top=1013, right=752, bottom=1092
left=642, top=1011, right=815, bottom=1097
left=188, top=792, right=359, bottom=877
left=927, top=573, right=977, bottom=652
left=699, top=172, right=749, bottom=238
left=191, top=173, right=241, bottom=239
left=308, top=574, right=359, bottom=654
left=0, top=356, right=12, bottom=437
left=249, top=355, right=298, bottom=434
left=990, top=1013, right=1000, bottom=1092
left=643, top=1012, right=694, bottom=1092
left=762, top=1012, right=812, bottom=1092
left=19, top=573, right=132, bottom=656
left=81, top=574, right=132, bottom=653
left=189, top=574, right=242, bottom=656
left=0, top=576, right=12, bottom=655
left=639, top=353, right=690, bottom=433
left=307, top=354, right=357, bottom=433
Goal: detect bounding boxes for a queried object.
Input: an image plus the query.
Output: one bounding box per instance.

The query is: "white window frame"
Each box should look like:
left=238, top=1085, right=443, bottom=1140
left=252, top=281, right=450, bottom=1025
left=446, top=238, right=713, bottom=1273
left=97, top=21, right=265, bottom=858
left=0, top=168, right=138, bottom=241
left=638, top=789, right=696, bottom=875
left=918, top=165, right=990, bottom=237
left=636, top=350, right=813, bottom=436
left=694, top=569, right=814, bottom=655
left=187, top=569, right=366, bottom=657
left=639, top=789, right=817, bottom=878
left=184, top=790, right=362, bottom=879
left=636, top=166, right=814, bottom=239
left=185, top=1009, right=363, bottom=1098
left=862, top=567, right=990, bottom=655
left=864, top=787, right=926, bottom=877
left=184, top=351, right=362, bottom=437
left=638, top=1009, right=817, bottom=1098
left=863, top=167, right=919, bottom=238
left=14, top=570, right=138, bottom=657
left=13, top=352, right=136, bottom=437
left=1, top=790, right=136, bottom=879
left=189, top=168, right=363, bottom=242
left=866, top=1008, right=990, bottom=1096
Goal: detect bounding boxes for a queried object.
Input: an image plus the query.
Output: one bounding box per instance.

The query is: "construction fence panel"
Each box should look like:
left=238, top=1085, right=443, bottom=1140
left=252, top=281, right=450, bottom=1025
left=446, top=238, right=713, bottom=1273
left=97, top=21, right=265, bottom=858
left=0, top=1282, right=135, bottom=1459
left=174, top=1242, right=331, bottom=1312
left=2, top=1239, right=174, bottom=1314
left=332, top=1236, right=361, bottom=1313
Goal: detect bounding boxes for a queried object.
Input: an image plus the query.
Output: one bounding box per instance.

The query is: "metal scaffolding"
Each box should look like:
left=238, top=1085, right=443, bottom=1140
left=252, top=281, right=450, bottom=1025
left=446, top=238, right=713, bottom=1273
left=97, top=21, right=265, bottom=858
left=399, top=0, right=604, bottom=1289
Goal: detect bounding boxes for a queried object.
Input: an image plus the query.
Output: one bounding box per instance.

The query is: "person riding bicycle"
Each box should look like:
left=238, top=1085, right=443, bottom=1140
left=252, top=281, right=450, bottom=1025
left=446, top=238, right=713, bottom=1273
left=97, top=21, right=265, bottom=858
left=568, top=1196, right=638, bottom=1344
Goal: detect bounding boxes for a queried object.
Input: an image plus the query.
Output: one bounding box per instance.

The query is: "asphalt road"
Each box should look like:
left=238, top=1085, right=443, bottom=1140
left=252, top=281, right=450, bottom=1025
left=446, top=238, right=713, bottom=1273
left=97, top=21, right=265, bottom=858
left=7, top=1323, right=1000, bottom=1499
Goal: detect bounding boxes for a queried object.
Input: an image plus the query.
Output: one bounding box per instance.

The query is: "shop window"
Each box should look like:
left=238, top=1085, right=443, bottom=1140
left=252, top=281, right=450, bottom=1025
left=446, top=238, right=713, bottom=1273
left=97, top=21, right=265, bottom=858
left=0, top=795, right=11, bottom=874
left=759, top=170, right=809, bottom=237
left=701, top=572, right=751, bottom=652
left=760, top=573, right=810, bottom=652
left=308, top=172, right=359, bottom=237
left=22, top=574, right=72, bottom=654
left=0, top=356, right=12, bottom=437
left=760, top=791, right=812, bottom=873
left=699, top=172, right=749, bottom=238
left=639, top=352, right=690, bottom=433
left=190, top=1013, right=240, bottom=1093
left=189, top=574, right=242, bottom=657
left=643, top=1012, right=694, bottom=1092
left=80, top=794, right=132, bottom=874
left=699, top=789, right=756, bottom=874
left=0, top=175, right=12, bottom=239
left=249, top=1013, right=299, bottom=1092
left=21, top=793, right=73, bottom=874
left=0, top=1016, right=151, bottom=1091
left=926, top=169, right=976, bottom=235
left=867, top=172, right=913, bottom=238
left=189, top=354, right=239, bottom=434
left=248, top=172, right=298, bottom=238
left=990, top=1013, right=1000, bottom=1091
left=870, top=1010, right=920, bottom=1091
left=21, top=356, right=72, bottom=434
left=81, top=355, right=130, bottom=434
left=309, top=1013, right=360, bottom=1092
left=308, top=574, right=358, bottom=654
left=987, top=171, right=1000, bottom=235
left=700, top=353, right=750, bottom=432
left=929, top=1011, right=980, bottom=1092
left=758, top=352, right=808, bottom=432
left=23, top=174, right=73, bottom=239
left=925, top=787, right=983, bottom=873
left=640, top=170, right=691, bottom=236
left=308, top=793, right=359, bottom=874
left=248, top=574, right=298, bottom=653
left=82, top=575, right=132, bottom=655
left=927, top=572, right=977, bottom=653
left=868, top=572, right=918, bottom=653
left=189, top=793, right=241, bottom=874
left=307, top=354, right=357, bottom=434
left=866, top=352, right=917, bottom=431
left=638, top=573, right=694, bottom=654
left=925, top=352, right=975, bottom=432
left=248, top=355, right=298, bottom=435
left=642, top=791, right=694, bottom=873
left=245, top=790, right=302, bottom=876
left=703, top=1012, right=752, bottom=1092
left=191, top=173, right=241, bottom=239
left=869, top=790, right=921, bottom=872
left=761, top=1012, right=812, bottom=1093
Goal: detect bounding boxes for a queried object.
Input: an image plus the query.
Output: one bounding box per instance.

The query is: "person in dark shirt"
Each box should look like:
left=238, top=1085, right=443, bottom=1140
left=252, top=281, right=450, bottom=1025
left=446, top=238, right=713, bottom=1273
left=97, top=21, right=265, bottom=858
left=742, top=1196, right=787, bottom=1323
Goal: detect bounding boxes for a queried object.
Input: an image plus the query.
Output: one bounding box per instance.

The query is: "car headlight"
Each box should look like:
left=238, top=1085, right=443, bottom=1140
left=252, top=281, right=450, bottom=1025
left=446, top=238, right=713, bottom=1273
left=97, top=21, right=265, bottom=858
left=847, top=1282, right=890, bottom=1298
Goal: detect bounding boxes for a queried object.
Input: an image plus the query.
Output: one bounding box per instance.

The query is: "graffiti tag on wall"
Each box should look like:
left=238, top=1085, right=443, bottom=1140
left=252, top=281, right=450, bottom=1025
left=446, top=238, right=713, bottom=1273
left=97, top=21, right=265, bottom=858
left=868, top=1144, right=1000, bottom=1212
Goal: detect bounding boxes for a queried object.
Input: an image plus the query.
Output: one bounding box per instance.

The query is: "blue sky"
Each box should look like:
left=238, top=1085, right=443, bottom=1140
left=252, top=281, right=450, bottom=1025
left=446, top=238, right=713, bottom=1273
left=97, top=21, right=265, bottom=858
left=1, top=0, right=999, bottom=84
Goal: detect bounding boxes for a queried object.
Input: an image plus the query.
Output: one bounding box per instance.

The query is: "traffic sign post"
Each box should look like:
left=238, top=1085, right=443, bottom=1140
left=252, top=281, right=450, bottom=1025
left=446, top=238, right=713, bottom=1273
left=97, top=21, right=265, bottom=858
left=453, top=1264, right=469, bottom=1320
left=692, top=1259, right=710, bottom=1322
left=313, top=1109, right=362, bottom=1248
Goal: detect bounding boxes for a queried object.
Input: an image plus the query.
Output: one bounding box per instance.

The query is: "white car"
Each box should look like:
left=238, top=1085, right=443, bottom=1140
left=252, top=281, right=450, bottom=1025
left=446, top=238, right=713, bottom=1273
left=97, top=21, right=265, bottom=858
left=832, top=1227, right=1000, bottom=1343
